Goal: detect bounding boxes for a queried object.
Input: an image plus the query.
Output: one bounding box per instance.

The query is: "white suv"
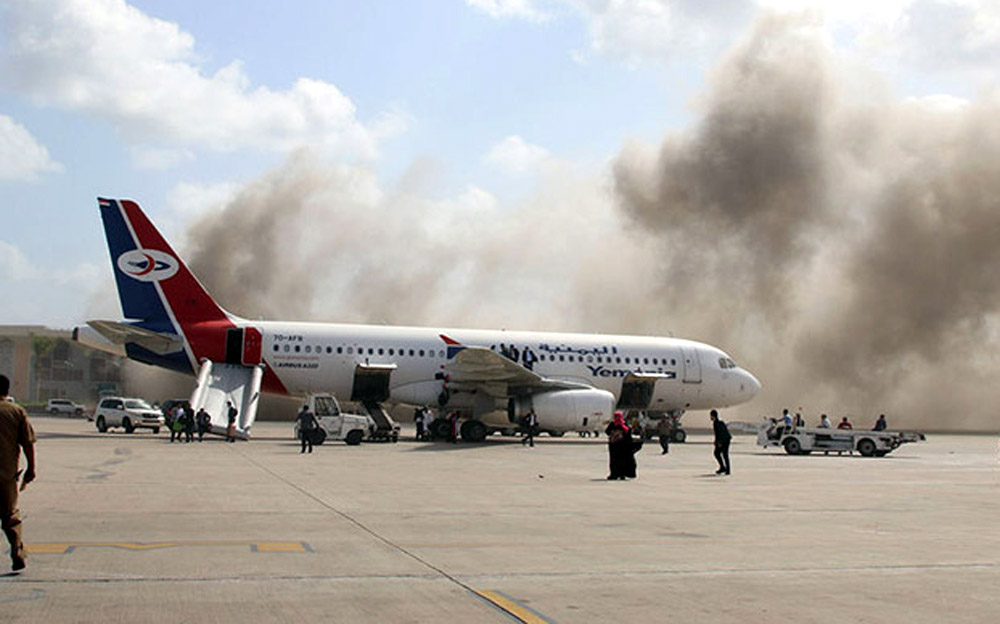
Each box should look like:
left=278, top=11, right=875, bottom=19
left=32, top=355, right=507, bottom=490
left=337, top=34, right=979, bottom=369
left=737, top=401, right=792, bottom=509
left=94, top=397, right=164, bottom=434
left=47, top=398, right=85, bottom=416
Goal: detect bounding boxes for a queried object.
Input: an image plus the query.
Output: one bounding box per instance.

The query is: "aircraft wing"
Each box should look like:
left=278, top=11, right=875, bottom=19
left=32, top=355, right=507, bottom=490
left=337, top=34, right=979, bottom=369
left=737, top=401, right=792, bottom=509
left=444, top=344, right=591, bottom=397
left=87, top=320, right=185, bottom=355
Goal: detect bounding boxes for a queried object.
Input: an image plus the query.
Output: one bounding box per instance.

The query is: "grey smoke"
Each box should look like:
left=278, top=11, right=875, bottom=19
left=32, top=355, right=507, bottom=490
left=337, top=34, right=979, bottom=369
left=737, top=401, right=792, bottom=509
left=147, top=12, right=1000, bottom=431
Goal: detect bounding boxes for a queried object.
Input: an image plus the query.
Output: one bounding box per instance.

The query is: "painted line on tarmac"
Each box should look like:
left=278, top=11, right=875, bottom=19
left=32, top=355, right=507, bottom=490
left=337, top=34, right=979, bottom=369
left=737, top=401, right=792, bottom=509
left=26, top=541, right=313, bottom=555
left=474, top=589, right=552, bottom=624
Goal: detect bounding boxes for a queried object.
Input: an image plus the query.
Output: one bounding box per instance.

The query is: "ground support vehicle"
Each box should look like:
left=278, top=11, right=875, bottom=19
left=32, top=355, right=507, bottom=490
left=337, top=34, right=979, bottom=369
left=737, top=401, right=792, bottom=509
left=94, top=397, right=164, bottom=434
left=292, top=394, right=399, bottom=446
left=751, top=420, right=925, bottom=457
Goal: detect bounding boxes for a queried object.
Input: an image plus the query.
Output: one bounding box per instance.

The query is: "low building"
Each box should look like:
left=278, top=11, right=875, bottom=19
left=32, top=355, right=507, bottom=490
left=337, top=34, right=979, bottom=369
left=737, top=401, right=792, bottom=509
left=0, top=325, right=124, bottom=405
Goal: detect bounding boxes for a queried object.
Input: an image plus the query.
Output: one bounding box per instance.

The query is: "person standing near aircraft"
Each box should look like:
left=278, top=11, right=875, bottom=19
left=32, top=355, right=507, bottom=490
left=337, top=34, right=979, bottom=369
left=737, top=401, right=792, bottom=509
left=196, top=407, right=211, bottom=441
left=413, top=407, right=425, bottom=441
left=605, top=412, right=636, bottom=480
left=182, top=405, right=195, bottom=443
left=522, top=347, right=537, bottom=371
left=711, top=409, right=731, bottom=475
left=226, top=402, right=238, bottom=442
left=296, top=405, right=318, bottom=454
left=657, top=417, right=672, bottom=454
left=522, top=409, right=538, bottom=447
left=448, top=411, right=459, bottom=444
left=0, top=375, right=35, bottom=572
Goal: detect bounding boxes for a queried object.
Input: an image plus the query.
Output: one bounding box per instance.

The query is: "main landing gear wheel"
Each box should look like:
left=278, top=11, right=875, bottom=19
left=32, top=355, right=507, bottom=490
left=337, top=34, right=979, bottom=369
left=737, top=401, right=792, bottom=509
left=429, top=418, right=452, bottom=440
left=460, top=420, right=488, bottom=443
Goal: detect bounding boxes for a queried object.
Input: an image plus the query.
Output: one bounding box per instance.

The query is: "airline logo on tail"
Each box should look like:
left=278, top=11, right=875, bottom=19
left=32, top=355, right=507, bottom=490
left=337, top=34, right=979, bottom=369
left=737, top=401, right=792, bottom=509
left=116, top=249, right=179, bottom=282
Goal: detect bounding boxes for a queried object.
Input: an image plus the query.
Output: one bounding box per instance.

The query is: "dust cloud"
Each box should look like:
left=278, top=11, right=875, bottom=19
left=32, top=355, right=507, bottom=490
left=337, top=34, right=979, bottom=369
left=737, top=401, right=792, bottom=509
left=136, top=12, right=999, bottom=431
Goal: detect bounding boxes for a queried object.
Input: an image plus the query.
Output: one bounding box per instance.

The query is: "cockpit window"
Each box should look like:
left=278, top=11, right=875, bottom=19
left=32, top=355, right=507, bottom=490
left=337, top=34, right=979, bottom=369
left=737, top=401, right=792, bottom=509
left=718, top=357, right=737, bottom=369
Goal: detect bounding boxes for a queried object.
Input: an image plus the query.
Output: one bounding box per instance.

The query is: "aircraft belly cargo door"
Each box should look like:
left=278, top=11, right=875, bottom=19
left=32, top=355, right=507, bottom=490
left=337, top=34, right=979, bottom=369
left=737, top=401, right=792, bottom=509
left=350, top=363, right=397, bottom=403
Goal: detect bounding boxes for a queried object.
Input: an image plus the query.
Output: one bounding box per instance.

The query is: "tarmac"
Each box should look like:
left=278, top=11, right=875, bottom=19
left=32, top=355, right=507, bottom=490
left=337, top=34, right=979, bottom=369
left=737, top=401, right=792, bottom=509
left=3, top=415, right=1000, bottom=623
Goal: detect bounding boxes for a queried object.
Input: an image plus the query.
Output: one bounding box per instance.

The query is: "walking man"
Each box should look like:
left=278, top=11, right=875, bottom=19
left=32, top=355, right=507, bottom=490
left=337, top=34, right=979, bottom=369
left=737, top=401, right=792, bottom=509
left=296, top=405, right=318, bottom=454
left=657, top=416, right=672, bottom=454
left=710, top=409, right=731, bottom=475
left=522, top=409, right=538, bottom=447
left=1, top=375, right=36, bottom=571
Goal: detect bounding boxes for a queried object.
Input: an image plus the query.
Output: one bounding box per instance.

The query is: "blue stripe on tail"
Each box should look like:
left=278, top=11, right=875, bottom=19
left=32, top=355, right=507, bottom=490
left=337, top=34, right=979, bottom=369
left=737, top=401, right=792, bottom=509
left=99, top=198, right=175, bottom=335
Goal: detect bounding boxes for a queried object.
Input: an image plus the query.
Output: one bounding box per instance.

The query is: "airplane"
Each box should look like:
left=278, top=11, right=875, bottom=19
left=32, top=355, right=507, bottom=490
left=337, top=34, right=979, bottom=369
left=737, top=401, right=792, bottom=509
left=75, top=198, right=761, bottom=441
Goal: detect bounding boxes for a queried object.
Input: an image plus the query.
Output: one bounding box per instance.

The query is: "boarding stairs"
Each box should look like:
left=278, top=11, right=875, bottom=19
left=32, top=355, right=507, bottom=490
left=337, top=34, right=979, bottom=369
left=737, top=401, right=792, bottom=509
left=189, top=360, right=263, bottom=440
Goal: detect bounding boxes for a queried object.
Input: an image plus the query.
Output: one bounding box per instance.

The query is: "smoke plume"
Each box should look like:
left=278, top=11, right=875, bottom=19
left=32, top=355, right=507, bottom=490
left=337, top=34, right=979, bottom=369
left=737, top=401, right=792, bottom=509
left=161, top=12, right=1000, bottom=430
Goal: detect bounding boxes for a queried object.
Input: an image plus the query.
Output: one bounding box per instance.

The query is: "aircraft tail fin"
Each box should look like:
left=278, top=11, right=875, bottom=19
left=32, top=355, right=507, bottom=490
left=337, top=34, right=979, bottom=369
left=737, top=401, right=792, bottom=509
left=99, top=197, right=230, bottom=331
left=97, top=198, right=236, bottom=373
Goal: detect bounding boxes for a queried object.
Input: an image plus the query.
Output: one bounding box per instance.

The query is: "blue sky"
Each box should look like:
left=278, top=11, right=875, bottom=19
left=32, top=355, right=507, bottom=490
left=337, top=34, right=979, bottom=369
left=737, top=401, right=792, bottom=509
left=1, top=0, right=997, bottom=329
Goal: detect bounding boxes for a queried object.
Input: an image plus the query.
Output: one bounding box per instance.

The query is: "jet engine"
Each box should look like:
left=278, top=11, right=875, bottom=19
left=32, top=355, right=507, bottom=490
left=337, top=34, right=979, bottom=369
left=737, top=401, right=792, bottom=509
left=510, top=388, right=615, bottom=432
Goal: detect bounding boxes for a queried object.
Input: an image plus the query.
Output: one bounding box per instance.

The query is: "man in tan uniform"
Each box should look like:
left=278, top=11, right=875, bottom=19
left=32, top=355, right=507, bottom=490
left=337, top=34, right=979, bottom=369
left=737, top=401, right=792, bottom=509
left=0, top=374, right=36, bottom=571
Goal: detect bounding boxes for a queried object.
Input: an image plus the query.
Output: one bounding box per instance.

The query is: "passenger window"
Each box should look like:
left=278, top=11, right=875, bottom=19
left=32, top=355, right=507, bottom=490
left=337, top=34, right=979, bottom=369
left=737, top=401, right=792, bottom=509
left=439, top=350, right=445, bottom=358
left=419, top=349, right=425, bottom=357
left=305, top=345, right=312, bottom=353
left=559, top=355, right=565, bottom=362
left=368, top=348, right=374, bottom=355
left=409, top=349, right=415, bottom=356
left=378, top=348, right=384, bottom=355
left=294, top=345, right=301, bottom=353
left=643, top=358, right=649, bottom=365
left=273, top=345, right=279, bottom=352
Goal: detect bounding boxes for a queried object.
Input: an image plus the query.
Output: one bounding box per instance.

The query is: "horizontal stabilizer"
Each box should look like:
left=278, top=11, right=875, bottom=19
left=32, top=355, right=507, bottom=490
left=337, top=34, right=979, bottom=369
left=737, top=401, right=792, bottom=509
left=87, top=320, right=185, bottom=354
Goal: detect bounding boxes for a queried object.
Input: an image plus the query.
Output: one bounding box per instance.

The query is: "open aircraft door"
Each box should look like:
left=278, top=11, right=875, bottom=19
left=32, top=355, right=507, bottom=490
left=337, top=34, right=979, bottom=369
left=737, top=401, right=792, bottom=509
left=350, top=363, right=397, bottom=403
left=225, top=327, right=262, bottom=366
left=680, top=345, right=702, bottom=384
left=617, top=375, right=656, bottom=410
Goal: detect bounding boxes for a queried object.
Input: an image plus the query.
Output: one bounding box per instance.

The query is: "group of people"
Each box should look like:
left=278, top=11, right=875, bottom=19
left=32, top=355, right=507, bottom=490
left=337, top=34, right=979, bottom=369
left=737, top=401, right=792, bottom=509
left=780, top=408, right=888, bottom=432
left=164, top=401, right=240, bottom=443
left=165, top=404, right=212, bottom=443
left=497, top=344, right=538, bottom=371
left=604, top=409, right=731, bottom=479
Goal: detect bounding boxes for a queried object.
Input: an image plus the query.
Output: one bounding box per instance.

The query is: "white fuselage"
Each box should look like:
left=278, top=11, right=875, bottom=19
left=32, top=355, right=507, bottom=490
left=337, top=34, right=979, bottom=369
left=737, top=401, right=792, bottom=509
left=253, top=320, right=760, bottom=427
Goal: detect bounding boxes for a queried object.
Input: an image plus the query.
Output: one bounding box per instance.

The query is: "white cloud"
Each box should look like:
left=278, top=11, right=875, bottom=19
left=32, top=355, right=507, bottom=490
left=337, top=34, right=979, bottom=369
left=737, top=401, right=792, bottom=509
left=0, top=0, right=381, bottom=160
left=0, top=114, right=62, bottom=180
left=485, top=135, right=552, bottom=174
left=466, top=0, right=550, bottom=21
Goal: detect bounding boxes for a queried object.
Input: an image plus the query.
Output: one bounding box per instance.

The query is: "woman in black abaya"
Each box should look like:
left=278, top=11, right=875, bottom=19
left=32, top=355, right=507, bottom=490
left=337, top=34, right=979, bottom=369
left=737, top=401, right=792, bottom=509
left=605, top=412, right=637, bottom=480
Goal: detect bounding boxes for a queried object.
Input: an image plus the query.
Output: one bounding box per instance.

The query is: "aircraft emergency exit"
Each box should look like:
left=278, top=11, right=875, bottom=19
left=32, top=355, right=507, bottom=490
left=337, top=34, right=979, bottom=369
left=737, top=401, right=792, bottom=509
left=76, top=198, right=761, bottom=441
